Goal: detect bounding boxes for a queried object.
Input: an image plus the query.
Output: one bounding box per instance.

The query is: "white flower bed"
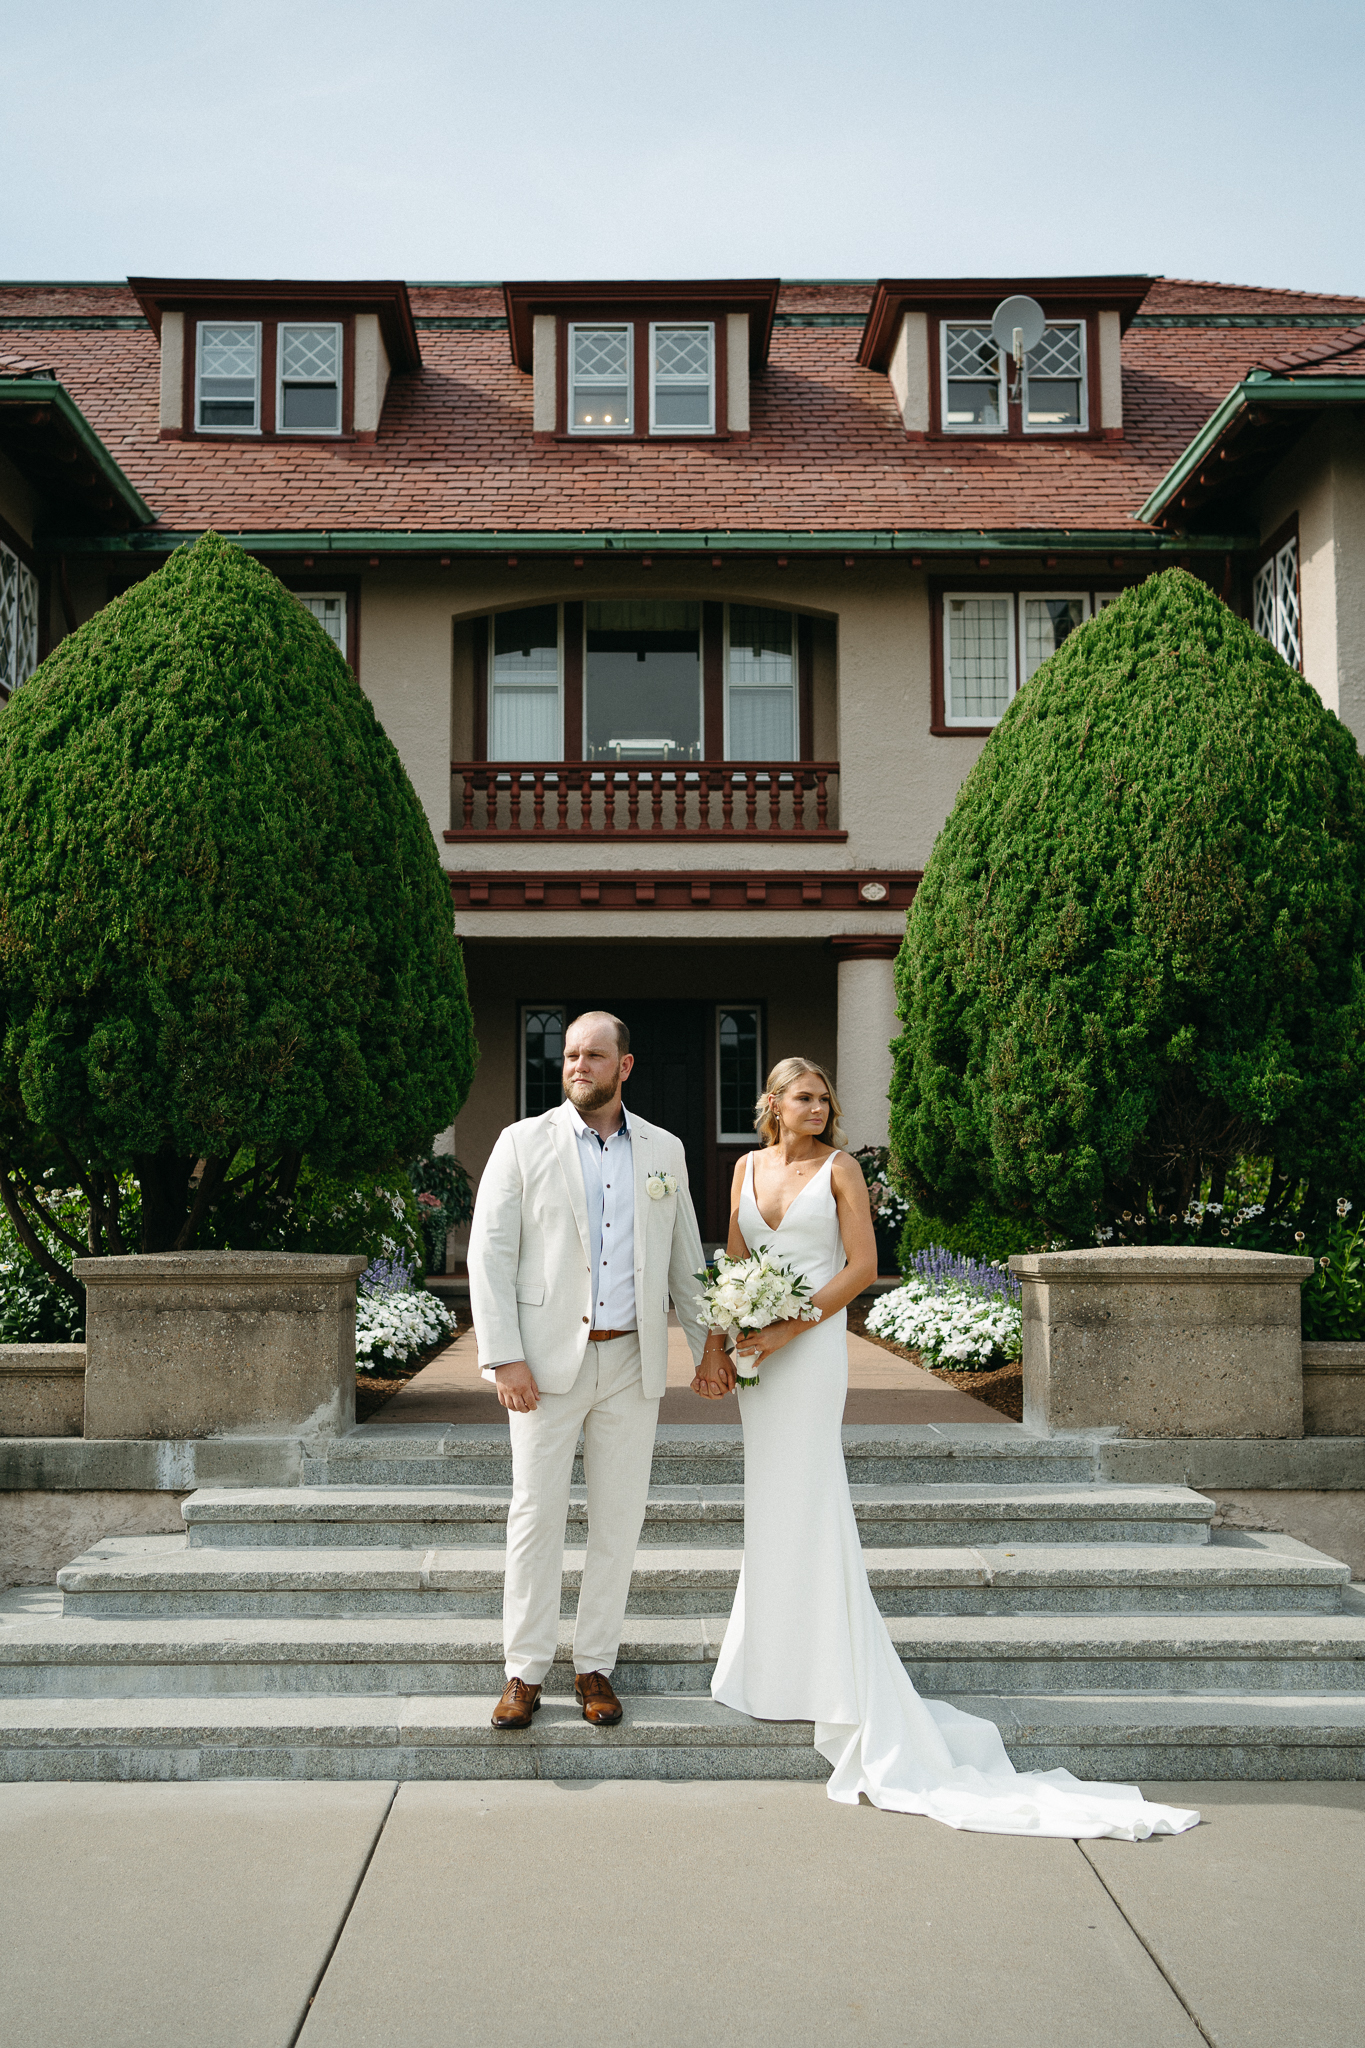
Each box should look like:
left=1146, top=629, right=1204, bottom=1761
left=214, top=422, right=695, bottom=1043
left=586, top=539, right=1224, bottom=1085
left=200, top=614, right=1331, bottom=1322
left=867, top=1277, right=1022, bottom=1371
left=355, top=1286, right=453, bottom=1369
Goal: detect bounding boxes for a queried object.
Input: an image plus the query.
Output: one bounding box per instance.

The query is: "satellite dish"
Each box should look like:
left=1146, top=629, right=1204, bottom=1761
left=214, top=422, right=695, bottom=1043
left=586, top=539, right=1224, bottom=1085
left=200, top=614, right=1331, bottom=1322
left=990, top=295, right=1046, bottom=358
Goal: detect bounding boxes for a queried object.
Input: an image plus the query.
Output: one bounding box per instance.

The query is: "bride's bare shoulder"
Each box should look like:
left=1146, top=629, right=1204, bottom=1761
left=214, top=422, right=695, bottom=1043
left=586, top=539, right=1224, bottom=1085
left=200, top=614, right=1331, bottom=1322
left=830, top=1150, right=870, bottom=1202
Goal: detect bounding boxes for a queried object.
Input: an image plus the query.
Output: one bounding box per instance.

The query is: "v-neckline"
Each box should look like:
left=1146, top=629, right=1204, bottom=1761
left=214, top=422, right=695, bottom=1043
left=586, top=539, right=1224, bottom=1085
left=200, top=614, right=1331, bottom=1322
left=748, top=1148, right=834, bottom=1235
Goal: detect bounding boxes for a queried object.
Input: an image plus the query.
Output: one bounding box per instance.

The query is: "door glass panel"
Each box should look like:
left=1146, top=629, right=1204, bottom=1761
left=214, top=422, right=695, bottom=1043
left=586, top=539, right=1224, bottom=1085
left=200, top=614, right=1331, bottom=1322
left=491, top=605, right=561, bottom=760
left=584, top=602, right=701, bottom=760
left=718, top=1007, right=761, bottom=1140
left=522, top=1006, right=566, bottom=1116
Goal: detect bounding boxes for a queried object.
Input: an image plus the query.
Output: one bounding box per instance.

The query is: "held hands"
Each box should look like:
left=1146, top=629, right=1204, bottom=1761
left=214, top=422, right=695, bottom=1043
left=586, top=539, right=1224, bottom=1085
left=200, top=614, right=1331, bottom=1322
left=691, top=1342, right=737, bottom=1400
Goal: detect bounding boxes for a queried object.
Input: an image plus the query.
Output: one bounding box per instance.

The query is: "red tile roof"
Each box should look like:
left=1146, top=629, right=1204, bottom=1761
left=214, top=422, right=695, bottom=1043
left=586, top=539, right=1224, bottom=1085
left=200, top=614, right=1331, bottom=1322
left=1, top=276, right=1362, bottom=539
left=1253, top=328, right=1365, bottom=376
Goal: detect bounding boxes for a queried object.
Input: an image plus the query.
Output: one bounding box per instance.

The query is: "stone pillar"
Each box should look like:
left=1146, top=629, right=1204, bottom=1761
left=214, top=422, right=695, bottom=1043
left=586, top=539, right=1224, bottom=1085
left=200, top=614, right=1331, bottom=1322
left=831, top=935, right=901, bottom=1149
left=1009, top=1246, right=1314, bottom=1439
left=76, top=1252, right=367, bottom=1442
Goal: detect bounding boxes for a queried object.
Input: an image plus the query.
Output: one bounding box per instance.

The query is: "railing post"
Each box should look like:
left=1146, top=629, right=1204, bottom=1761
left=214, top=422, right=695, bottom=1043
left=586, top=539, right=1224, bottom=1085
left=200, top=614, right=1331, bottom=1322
left=627, top=770, right=641, bottom=834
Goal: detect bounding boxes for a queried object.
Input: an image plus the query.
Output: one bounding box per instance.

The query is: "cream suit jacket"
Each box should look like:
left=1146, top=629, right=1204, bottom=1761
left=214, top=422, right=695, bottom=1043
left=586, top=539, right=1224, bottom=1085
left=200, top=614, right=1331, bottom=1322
left=467, top=1099, right=709, bottom=1399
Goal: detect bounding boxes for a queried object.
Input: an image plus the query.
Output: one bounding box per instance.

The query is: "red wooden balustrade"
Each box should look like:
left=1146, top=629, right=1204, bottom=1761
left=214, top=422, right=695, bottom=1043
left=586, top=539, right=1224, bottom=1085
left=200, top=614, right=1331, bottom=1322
left=448, top=762, right=841, bottom=836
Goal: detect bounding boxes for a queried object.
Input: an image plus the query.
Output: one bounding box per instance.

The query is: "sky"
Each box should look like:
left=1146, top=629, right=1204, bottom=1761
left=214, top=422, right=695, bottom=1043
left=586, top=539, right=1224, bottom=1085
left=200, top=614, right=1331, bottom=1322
left=5, top=0, right=1364, bottom=294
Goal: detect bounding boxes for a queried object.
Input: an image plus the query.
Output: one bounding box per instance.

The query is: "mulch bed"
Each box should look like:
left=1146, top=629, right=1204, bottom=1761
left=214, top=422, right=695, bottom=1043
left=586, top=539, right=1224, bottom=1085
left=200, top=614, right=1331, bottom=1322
left=355, top=1330, right=458, bottom=1423
left=847, top=1296, right=1024, bottom=1424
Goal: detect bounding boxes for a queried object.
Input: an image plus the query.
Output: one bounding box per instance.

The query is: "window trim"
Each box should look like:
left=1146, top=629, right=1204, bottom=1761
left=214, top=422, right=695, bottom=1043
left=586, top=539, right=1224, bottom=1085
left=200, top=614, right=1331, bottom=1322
left=722, top=602, right=798, bottom=761
left=195, top=317, right=262, bottom=435
left=276, top=320, right=344, bottom=438
left=518, top=1001, right=568, bottom=1120
left=1021, top=319, right=1089, bottom=436
left=566, top=321, right=635, bottom=437
left=488, top=602, right=565, bottom=762
left=715, top=1002, right=765, bottom=1143
left=649, top=320, right=715, bottom=437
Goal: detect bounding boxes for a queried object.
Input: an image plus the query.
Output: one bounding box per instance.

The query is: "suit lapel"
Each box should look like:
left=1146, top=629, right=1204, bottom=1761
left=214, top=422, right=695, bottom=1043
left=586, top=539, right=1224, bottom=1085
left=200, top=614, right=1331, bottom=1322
left=630, top=1116, right=651, bottom=1277
left=548, top=1102, right=591, bottom=1262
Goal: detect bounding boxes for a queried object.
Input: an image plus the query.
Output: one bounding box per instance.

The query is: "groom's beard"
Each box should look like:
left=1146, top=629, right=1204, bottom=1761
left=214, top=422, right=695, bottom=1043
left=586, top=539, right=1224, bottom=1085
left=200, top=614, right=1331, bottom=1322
left=564, top=1068, right=623, bottom=1114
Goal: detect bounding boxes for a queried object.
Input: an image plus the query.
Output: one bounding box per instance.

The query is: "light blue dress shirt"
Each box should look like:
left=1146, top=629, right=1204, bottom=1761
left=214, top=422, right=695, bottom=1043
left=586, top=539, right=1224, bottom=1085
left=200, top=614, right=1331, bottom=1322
left=568, top=1101, right=638, bottom=1332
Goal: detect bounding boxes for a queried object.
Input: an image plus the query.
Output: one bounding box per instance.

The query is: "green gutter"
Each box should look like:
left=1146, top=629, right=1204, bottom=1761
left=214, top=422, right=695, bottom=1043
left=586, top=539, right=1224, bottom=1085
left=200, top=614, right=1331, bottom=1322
left=1138, top=375, right=1365, bottom=525
left=42, top=526, right=1252, bottom=558
left=0, top=377, right=154, bottom=526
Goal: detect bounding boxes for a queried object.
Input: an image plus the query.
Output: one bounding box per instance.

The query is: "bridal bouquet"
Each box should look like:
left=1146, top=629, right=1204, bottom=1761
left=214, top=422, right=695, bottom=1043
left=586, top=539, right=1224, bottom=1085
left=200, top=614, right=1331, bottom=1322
left=696, top=1250, right=822, bottom=1387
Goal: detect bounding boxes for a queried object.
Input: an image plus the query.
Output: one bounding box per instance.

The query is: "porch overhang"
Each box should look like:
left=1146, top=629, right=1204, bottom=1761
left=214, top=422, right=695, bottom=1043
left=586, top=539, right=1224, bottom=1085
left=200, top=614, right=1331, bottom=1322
left=0, top=375, right=154, bottom=534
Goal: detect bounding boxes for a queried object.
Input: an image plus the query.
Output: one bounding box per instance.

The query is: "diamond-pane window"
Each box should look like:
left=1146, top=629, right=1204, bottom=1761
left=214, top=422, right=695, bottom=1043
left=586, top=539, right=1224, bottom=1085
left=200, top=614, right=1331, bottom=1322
left=1253, top=537, right=1301, bottom=670
left=295, top=592, right=347, bottom=658
left=652, top=323, right=713, bottom=432
left=279, top=322, right=341, bottom=433
left=0, top=538, right=40, bottom=702
left=943, top=323, right=1004, bottom=430
left=945, top=595, right=1015, bottom=722
left=570, top=325, right=632, bottom=432
left=1024, top=321, right=1086, bottom=430
left=197, top=321, right=260, bottom=430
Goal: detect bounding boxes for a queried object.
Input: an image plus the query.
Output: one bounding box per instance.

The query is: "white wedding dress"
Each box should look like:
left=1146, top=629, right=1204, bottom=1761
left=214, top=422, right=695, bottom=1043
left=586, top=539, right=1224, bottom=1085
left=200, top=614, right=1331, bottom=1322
left=710, top=1150, right=1199, bottom=1839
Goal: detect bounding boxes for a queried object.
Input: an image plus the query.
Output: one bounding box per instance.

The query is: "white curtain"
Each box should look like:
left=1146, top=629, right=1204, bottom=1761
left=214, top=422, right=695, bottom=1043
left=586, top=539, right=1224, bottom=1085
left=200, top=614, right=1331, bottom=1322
left=490, top=687, right=560, bottom=760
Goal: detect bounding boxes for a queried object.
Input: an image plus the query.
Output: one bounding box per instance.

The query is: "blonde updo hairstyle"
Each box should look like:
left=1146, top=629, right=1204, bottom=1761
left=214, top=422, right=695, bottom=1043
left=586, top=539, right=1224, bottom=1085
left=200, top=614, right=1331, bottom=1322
left=754, top=1056, right=848, bottom=1149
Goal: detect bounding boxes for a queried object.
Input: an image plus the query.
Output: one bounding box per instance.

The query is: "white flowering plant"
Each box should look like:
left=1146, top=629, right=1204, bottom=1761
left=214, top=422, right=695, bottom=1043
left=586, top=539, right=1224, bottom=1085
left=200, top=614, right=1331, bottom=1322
left=646, top=1171, right=678, bottom=1201
left=696, top=1249, right=822, bottom=1386
left=867, top=1246, right=1022, bottom=1371
left=355, top=1255, right=455, bottom=1369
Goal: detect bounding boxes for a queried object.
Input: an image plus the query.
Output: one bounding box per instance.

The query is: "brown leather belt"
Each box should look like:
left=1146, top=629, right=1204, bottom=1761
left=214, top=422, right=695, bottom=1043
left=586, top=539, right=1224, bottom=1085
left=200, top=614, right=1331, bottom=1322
left=587, top=1327, right=635, bottom=1343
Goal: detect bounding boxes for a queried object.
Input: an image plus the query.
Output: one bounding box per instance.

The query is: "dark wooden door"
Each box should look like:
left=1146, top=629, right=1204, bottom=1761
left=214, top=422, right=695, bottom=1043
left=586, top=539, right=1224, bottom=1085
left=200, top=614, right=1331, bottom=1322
left=571, top=1000, right=707, bottom=1223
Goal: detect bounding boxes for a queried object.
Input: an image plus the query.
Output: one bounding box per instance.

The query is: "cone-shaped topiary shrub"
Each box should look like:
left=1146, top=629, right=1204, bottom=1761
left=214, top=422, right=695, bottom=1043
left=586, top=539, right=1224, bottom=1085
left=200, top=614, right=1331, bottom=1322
left=890, top=568, right=1365, bottom=1244
left=0, top=533, right=477, bottom=1287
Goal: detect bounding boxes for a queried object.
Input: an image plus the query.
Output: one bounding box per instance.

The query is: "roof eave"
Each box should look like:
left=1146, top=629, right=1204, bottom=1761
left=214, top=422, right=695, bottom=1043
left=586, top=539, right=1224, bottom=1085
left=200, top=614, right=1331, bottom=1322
left=1137, top=375, right=1365, bottom=525
left=858, top=274, right=1155, bottom=370
left=127, top=278, right=423, bottom=372
left=0, top=378, right=154, bottom=528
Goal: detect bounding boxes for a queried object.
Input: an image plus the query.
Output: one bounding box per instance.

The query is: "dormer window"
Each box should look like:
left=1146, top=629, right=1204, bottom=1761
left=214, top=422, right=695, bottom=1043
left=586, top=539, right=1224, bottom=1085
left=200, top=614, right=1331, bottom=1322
left=132, top=279, right=421, bottom=444
left=197, top=322, right=260, bottom=432
left=1023, top=322, right=1086, bottom=431
left=279, top=323, right=342, bottom=433
left=651, top=325, right=714, bottom=433
left=941, top=318, right=1089, bottom=435
left=570, top=326, right=633, bottom=433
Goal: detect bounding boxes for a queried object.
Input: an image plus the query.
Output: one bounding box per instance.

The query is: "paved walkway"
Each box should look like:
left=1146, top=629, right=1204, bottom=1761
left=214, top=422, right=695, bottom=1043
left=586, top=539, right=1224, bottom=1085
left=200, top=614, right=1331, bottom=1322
left=373, top=1323, right=999, bottom=1426
left=3, top=1777, right=1361, bottom=2046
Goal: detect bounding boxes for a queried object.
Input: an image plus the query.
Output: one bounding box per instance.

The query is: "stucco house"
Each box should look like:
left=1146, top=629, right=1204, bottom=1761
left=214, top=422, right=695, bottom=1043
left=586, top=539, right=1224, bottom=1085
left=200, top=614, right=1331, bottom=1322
left=2, top=270, right=1363, bottom=1242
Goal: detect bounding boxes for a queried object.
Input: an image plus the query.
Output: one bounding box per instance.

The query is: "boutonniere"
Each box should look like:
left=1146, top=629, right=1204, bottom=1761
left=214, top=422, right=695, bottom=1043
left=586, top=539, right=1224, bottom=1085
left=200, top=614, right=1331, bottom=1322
left=646, top=1172, right=678, bottom=1201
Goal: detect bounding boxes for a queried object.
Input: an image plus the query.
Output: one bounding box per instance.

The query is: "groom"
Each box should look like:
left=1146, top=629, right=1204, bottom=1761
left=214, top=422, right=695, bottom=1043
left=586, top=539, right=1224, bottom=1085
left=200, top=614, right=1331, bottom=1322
left=468, top=1010, right=713, bottom=1730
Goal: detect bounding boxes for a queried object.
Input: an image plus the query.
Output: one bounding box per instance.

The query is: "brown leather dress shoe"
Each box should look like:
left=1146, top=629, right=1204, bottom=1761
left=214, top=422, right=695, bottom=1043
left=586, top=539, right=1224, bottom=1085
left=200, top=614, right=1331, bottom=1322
left=574, top=1671, right=624, bottom=1726
left=491, top=1677, right=542, bottom=1729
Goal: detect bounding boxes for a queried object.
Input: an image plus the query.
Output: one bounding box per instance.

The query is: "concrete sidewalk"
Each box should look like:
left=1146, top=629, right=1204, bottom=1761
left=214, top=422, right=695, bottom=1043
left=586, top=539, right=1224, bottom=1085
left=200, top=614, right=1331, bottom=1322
left=3, top=1779, right=1361, bottom=2048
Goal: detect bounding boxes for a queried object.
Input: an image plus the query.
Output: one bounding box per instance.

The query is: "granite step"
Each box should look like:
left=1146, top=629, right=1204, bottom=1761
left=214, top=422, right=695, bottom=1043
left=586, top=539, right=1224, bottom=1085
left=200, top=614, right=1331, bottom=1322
left=307, top=1422, right=1100, bottom=1490
left=178, top=1483, right=1218, bottom=1550
left=2, top=1690, right=1363, bottom=1782
left=55, top=1530, right=1348, bottom=1620
left=7, top=1602, right=1365, bottom=1699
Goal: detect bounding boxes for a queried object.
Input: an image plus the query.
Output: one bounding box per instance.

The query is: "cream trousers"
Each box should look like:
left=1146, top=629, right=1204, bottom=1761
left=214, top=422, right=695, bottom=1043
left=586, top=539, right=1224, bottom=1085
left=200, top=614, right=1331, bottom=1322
left=503, top=1333, right=658, bottom=1684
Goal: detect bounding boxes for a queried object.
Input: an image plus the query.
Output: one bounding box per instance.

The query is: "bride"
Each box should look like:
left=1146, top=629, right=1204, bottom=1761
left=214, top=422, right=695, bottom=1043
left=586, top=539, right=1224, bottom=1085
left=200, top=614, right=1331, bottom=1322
left=691, top=1056, right=1198, bottom=1840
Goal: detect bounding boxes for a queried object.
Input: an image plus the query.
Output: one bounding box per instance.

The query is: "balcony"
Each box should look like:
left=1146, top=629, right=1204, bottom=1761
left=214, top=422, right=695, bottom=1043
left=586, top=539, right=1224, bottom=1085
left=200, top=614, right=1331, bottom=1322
left=446, top=761, right=844, bottom=839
